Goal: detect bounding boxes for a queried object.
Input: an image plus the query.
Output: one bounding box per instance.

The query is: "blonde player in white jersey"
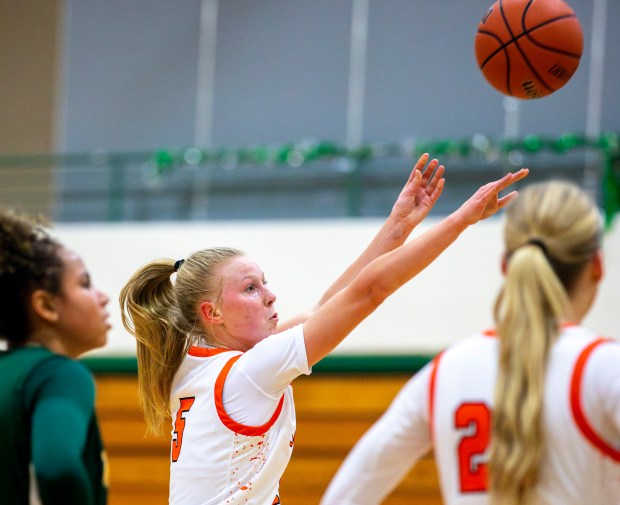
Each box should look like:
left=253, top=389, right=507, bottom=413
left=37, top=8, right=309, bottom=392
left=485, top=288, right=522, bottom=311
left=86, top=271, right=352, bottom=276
left=119, top=154, right=527, bottom=505
left=322, top=179, right=620, bottom=505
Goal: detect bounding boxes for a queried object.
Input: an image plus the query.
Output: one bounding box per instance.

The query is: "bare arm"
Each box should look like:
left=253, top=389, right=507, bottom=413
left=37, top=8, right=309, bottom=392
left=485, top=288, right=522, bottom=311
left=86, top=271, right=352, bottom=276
left=303, top=168, right=529, bottom=366
left=320, top=366, right=434, bottom=504
left=278, top=153, right=445, bottom=331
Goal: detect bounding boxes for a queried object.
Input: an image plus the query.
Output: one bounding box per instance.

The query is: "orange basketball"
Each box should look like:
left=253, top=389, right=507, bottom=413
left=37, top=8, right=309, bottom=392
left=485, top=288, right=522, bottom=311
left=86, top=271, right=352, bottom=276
left=474, top=0, right=583, bottom=99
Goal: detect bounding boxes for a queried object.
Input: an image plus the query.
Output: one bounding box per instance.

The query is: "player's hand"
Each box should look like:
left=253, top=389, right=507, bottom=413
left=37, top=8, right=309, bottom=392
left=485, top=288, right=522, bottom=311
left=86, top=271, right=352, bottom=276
left=456, top=168, right=529, bottom=225
left=390, top=153, right=445, bottom=230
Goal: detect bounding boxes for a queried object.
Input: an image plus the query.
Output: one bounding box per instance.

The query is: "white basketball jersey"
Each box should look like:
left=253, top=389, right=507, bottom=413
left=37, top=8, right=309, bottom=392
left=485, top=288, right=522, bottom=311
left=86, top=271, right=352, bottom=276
left=168, top=347, right=296, bottom=505
left=430, top=324, right=620, bottom=505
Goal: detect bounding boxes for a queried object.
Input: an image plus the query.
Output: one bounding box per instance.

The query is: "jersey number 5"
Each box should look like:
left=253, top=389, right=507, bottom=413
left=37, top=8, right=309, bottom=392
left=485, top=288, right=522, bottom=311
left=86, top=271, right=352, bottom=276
left=454, top=402, right=491, bottom=493
left=172, top=397, right=195, bottom=462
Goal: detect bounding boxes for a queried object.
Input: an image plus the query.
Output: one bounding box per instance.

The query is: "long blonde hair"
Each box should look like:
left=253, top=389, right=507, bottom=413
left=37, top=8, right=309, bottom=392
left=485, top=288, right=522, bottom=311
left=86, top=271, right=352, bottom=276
left=489, top=180, right=601, bottom=504
left=119, top=247, right=243, bottom=434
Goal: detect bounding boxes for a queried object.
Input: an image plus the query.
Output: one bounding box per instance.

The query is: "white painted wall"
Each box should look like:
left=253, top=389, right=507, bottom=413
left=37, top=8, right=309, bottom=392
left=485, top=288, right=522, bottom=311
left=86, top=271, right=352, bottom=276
left=53, top=216, right=620, bottom=357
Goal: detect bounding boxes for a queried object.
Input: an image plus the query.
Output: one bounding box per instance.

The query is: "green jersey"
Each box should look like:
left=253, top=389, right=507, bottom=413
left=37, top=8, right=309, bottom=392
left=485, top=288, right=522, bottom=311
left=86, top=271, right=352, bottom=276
left=0, top=346, right=108, bottom=504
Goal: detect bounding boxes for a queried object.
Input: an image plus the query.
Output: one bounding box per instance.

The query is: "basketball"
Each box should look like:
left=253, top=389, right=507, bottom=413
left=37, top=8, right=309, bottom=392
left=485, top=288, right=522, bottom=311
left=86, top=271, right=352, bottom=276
left=474, top=0, right=583, bottom=99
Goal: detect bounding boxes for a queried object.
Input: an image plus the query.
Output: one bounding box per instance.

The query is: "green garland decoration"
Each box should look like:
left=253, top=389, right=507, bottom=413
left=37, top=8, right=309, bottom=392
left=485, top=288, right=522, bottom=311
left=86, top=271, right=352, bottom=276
left=0, top=132, right=617, bottom=225
left=151, top=132, right=620, bottom=226
left=602, top=147, right=620, bottom=229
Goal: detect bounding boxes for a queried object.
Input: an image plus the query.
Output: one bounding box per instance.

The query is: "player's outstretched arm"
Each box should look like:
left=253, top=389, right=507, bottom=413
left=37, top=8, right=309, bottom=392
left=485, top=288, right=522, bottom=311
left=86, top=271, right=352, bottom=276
left=302, top=168, right=529, bottom=366
left=316, top=153, right=445, bottom=304
left=278, top=154, right=444, bottom=331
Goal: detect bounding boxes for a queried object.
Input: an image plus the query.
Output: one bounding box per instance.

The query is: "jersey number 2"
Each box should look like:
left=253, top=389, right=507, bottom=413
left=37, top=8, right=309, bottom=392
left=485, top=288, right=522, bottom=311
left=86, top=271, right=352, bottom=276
left=455, top=402, right=491, bottom=493
left=172, top=397, right=195, bottom=462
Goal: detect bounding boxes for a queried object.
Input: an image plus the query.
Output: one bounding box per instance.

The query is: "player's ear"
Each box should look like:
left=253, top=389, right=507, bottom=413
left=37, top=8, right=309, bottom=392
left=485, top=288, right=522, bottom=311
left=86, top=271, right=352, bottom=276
left=500, top=253, right=508, bottom=276
left=31, top=289, right=60, bottom=323
left=591, top=250, right=603, bottom=283
left=199, top=301, right=223, bottom=324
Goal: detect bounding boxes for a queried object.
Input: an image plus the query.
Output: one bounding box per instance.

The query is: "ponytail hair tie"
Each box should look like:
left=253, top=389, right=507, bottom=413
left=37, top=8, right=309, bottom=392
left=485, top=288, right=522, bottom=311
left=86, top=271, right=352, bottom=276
left=527, top=238, right=548, bottom=256
left=174, top=259, right=185, bottom=272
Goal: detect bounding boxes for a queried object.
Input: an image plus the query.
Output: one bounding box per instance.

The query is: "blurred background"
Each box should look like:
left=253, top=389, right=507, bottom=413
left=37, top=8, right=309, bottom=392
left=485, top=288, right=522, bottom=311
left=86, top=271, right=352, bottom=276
left=1, top=0, right=619, bottom=355
left=2, top=2, right=619, bottom=503
left=2, top=0, right=618, bottom=220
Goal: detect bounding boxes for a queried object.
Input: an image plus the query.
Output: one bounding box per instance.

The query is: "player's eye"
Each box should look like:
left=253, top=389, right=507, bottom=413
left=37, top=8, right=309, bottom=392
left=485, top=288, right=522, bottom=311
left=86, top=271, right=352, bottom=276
left=82, top=273, right=92, bottom=289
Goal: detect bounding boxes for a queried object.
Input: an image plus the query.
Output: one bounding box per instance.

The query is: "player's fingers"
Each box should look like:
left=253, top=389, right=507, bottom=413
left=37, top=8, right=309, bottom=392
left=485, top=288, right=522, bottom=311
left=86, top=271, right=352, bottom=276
left=420, top=158, right=439, bottom=184
left=497, top=190, right=519, bottom=208
left=426, top=164, right=444, bottom=192
left=407, top=153, right=430, bottom=184
left=409, top=168, right=423, bottom=189
left=494, top=168, right=529, bottom=192
left=467, top=168, right=527, bottom=214
left=429, top=177, right=445, bottom=202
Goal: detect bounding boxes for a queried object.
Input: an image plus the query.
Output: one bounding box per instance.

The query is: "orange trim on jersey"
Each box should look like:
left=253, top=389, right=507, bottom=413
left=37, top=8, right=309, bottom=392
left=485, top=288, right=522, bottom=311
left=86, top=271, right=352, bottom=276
left=428, top=351, right=444, bottom=444
left=214, top=355, right=285, bottom=436
left=570, top=337, right=620, bottom=462
left=188, top=346, right=231, bottom=357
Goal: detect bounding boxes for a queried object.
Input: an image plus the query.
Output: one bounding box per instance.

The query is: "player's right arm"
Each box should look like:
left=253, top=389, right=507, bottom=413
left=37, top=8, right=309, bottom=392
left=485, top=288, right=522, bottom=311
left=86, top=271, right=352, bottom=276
left=303, top=168, right=528, bottom=366
left=277, top=153, right=445, bottom=332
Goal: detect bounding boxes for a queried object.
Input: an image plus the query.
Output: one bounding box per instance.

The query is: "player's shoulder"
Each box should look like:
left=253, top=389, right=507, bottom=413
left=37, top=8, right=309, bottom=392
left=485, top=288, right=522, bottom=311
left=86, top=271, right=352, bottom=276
left=570, top=331, right=620, bottom=400
left=20, top=353, right=96, bottom=409
left=444, top=329, right=497, bottom=354
left=586, top=335, right=620, bottom=363
left=45, top=353, right=93, bottom=377
left=431, top=330, right=497, bottom=372
left=32, top=354, right=95, bottom=393
left=562, top=325, right=620, bottom=352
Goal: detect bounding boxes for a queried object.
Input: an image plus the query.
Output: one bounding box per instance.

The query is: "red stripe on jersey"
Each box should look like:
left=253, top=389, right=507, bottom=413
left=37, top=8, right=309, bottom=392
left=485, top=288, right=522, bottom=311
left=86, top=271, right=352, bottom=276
left=561, top=321, right=577, bottom=329
left=570, top=337, right=620, bottom=462
left=214, top=355, right=285, bottom=436
left=428, top=351, right=444, bottom=444
left=188, top=346, right=231, bottom=357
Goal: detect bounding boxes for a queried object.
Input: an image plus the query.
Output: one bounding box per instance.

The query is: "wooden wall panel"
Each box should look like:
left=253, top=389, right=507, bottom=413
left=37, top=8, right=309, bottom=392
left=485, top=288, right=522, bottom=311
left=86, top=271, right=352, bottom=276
left=95, top=374, right=442, bottom=505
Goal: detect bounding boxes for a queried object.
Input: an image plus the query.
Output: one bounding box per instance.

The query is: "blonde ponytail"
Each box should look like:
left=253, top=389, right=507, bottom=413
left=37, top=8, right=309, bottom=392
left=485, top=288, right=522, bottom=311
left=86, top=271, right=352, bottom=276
left=120, top=247, right=244, bottom=435
left=489, top=181, right=601, bottom=505
left=120, top=259, right=188, bottom=434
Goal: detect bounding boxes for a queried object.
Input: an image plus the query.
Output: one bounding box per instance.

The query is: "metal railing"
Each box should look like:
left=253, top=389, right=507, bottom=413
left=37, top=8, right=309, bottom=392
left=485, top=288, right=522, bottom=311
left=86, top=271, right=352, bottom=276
left=1, top=133, right=618, bottom=224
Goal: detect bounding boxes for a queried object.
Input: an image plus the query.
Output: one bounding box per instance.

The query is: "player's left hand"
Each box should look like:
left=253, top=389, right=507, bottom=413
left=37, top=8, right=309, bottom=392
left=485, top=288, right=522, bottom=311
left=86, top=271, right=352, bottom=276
left=457, top=168, right=529, bottom=225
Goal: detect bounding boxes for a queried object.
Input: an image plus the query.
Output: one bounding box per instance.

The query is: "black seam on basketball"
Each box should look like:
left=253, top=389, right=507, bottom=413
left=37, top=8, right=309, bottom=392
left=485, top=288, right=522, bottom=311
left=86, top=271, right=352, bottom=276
left=477, top=30, right=512, bottom=95
left=514, top=0, right=552, bottom=91
left=478, top=15, right=581, bottom=66
left=499, top=0, right=517, bottom=94
left=478, top=7, right=580, bottom=94
left=478, top=30, right=506, bottom=69
left=511, top=45, right=552, bottom=92
left=478, top=14, right=581, bottom=62
left=523, top=15, right=581, bottom=58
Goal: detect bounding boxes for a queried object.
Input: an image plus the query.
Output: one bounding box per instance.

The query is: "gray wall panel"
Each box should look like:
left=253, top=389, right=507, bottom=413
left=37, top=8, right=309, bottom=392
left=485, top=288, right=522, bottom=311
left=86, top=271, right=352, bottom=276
left=364, top=1, right=506, bottom=140
left=62, top=0, right=201, bottom=151
left=602, top=0, right=619, bottom=132
left=60, top=0, right=618, bottom=149
left=212, top=0, right=352, bottom=145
